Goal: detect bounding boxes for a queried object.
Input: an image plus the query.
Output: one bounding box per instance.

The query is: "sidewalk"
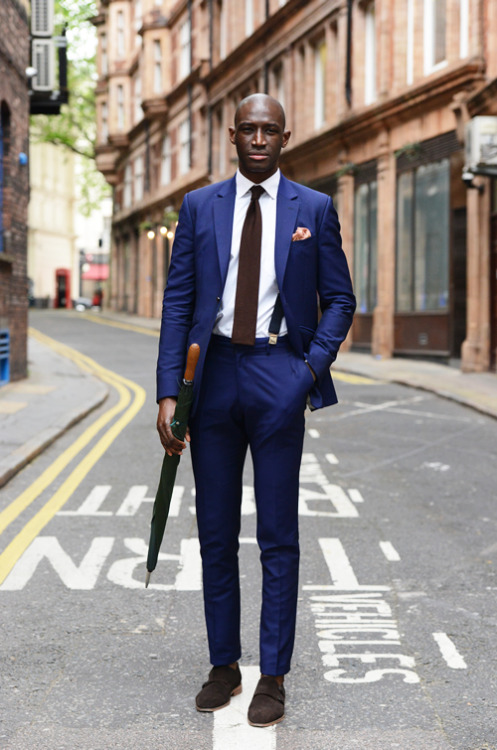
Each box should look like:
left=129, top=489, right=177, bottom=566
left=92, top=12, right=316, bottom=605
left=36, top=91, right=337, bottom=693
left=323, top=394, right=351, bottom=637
left=0, top=334, right=108, bottom=489
left=1, top=310, right=496, bottom=489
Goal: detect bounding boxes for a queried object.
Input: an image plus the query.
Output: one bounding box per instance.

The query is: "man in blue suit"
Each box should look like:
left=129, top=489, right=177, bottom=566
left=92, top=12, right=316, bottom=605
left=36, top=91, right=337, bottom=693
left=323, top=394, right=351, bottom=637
left=157, top=94, right=355, bottom=727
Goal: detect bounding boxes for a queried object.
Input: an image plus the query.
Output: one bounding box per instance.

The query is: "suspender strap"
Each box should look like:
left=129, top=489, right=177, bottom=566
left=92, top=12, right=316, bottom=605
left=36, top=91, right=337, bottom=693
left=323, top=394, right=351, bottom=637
left=268, top=293, right=284, bottom=345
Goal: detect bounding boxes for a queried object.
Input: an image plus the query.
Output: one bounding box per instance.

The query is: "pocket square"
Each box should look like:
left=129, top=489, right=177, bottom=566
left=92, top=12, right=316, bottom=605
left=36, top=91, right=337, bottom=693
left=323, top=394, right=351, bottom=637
left=292, top=227, right=311, bottom=241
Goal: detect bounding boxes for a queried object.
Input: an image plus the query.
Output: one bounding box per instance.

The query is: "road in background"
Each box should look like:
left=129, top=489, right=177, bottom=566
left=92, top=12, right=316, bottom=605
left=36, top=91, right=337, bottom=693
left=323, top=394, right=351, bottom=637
left=1, top=310, right=496, bottom=750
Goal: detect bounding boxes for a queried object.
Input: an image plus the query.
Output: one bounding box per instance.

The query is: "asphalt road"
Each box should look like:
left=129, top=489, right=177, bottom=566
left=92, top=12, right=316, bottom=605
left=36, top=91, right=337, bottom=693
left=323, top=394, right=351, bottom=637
left=1, top=310, right=497, bottom=750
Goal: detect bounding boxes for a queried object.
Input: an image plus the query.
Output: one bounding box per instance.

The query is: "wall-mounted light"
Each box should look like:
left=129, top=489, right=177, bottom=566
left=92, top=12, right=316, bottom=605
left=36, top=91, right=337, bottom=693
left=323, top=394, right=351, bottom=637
left=166, top=230, right=174, bottom=240
left=159, top=225, right=168, bottom=236
left=147, top=228, right=156, bottom=240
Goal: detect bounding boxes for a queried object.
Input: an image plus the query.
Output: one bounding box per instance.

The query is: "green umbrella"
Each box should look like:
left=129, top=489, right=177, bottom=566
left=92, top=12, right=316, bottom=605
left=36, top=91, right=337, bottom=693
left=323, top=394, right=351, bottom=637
left=145, top=343, right=200, bottom=587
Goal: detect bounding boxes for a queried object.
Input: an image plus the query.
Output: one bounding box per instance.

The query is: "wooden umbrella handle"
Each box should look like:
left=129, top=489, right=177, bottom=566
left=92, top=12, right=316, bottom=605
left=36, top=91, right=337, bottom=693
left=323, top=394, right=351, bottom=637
left=183, top=343, right=200, bottom=381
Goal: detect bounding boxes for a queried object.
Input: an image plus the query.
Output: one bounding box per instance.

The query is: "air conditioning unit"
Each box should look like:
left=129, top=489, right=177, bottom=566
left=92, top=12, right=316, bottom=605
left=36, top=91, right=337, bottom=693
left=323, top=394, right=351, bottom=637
left=31, top=0, right=54, bottom=37
left=31, top=39, right=55, bottom=91
left=464, top=116, right=497, bottom=177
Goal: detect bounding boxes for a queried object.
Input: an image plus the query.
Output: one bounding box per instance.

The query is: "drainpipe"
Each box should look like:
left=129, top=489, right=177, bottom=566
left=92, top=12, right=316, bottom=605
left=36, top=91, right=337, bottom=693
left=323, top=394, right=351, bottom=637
left=346, top=0, right=352, bottom=107
left=207, top=0, right=213, bottom=176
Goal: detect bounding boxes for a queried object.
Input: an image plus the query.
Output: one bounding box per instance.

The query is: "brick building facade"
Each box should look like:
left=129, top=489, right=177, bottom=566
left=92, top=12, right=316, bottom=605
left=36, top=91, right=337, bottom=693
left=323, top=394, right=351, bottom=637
left=93, top=0, right=497, bottom=372
left=0, top=0, right=30, bottom=383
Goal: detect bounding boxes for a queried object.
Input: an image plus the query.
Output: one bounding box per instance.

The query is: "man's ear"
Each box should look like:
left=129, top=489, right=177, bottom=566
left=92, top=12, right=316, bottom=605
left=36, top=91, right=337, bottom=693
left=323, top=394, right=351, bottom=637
left=228, top=127, right=236, bottom=145
left=282, top=130, right=291, bottom=148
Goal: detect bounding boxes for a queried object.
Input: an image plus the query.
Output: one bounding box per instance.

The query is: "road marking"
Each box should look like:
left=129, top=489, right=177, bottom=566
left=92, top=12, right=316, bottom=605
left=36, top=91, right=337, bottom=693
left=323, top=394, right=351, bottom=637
left=333, top=395, right=425, bottom=421
left=423, top=462, right=450, bottom=472
left=308, top=428, right=320, bottom=439
left=332, top=372, right=378, bottom=385
left=0, top=401, right=27, bottom=414
left=0, top=331, right=146, bottom=586
left=379, top=542, right=401, bottom=562
left=0, top=537, right=115, bottom=590
left=299, top=454, right=359, bottom=517
left=348, top=489, right=364, bottom=504
left=0, top=330, right=129, bottom=536
left=326, top=453, right=338, bottom=464
left=433, top=633, right=467, bottom=669
left=307, top=539, right=389, bottom=592
left=213, top=665, right=276, bottom=749
left=82, top=313, right=159, bottom=338
left=58, top=486, right=112, bottom=516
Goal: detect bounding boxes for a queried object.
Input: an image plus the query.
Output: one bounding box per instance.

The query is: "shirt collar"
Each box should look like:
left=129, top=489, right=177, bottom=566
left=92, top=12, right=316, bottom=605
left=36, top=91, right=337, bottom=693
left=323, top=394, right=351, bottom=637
left=236, top=168, right=280, bottom=200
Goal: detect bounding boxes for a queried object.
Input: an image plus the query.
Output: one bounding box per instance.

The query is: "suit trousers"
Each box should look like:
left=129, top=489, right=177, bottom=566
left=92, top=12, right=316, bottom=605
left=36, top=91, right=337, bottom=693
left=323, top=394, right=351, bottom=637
left=189, top=334, right=313, bottom=676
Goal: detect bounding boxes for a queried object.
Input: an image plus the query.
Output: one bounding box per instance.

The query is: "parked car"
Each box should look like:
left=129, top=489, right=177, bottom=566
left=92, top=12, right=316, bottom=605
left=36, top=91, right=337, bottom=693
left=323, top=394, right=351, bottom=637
left=73, top=297, right=93, bottom=312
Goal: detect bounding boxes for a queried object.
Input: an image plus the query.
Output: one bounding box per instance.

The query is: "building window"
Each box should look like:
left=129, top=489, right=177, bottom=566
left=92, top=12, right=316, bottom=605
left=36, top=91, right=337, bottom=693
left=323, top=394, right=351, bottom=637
left=460, top=0, right=469, bottom=58
left=133, top=75, right=141, bottom=124
left=101, top=33, right=108, bottom=76
left=179, top=118, right=191, bottom=175
left=153, top=40, right=162, bottom=93
left=117, top=10, right=125, bottom=58
left=124, top=164, right=132, bottom=208
left=134, top=0, right=142, bottom=34
left=245, top=0, right=254, bottom=36
left=314, top=39, right=327, bottom=129
left=424, top=0, right=446, bottom=73
left=354, top=180, right=378, bottom=314
left=101, top=101, right=108, bottom=142
left=396, top=159, right=450, bottom=312
left=180, top=19, right=191, bottom=79
left=272, top=63, right=285, bottom=109
left=161, top=134, right=171, bottom=185
left=364, top=2, right=377, bottom=104
left=134, top=155, right=144, bottom=202
left=117, top=85, right=125, bottom=131
left=407, top=0, right=414, bottom=84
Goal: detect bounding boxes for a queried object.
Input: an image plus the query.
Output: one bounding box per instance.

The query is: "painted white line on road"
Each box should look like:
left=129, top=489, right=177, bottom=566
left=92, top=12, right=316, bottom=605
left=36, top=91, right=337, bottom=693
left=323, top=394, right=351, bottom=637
left=304, top=539, right=389, bottom=592
left=379, top=542, right=401, bottom=562
left=433, top=633, right=467, bottom=669
left=308, top=428, right=320, bottom=439
left=58, top=486, right=112, bottom=516
left=348, top=489, right=364, bottom=504
left=326, top=453, right=339, bottom=465
left=213, top=665, right=276, bottom=750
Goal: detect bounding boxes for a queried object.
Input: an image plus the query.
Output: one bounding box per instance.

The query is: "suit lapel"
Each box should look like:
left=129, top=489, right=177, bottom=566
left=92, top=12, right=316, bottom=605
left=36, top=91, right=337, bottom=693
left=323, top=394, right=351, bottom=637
left=275, top=175, right=299, bottom=289
left=212, top=176, right=237, bottom=285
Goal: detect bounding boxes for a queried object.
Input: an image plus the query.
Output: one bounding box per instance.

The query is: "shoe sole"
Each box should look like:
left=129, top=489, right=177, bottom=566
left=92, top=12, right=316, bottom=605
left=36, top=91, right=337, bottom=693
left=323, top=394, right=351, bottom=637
left=196, top=684, right=242, bottom=712
left=248, top=713, right=285, bottom=728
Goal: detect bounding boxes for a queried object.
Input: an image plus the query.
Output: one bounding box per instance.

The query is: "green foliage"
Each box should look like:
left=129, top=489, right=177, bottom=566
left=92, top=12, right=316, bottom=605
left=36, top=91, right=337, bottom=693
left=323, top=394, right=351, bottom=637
left=30, top=0, right=110, bottom=212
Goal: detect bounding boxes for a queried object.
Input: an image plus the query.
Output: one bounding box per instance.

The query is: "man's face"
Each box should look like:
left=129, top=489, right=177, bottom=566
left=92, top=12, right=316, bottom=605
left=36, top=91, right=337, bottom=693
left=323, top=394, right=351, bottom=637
left=229, top=98, right=291, bottom=183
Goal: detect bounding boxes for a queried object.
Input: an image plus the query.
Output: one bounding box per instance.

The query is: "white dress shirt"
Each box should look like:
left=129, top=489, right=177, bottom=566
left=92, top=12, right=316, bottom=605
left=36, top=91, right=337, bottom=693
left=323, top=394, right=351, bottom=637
left=213, top=168, right=288, bottom=339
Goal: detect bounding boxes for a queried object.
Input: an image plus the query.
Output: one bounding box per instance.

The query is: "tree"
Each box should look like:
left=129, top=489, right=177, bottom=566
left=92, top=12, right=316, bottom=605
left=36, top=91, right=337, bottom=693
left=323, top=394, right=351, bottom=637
left=30, top=0, right=110, bottom=215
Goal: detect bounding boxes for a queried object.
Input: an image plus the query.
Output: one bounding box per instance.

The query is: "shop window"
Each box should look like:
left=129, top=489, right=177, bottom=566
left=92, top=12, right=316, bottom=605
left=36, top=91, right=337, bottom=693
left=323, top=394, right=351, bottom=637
left=354, top=180, right=378, bottom=314
left=396, top=159, right=449, bottom=312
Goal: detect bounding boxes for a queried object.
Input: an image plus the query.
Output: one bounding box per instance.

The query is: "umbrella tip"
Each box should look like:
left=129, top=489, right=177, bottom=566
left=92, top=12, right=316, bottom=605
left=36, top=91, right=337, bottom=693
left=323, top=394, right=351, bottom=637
left=145, top=570, right=151, bottom=588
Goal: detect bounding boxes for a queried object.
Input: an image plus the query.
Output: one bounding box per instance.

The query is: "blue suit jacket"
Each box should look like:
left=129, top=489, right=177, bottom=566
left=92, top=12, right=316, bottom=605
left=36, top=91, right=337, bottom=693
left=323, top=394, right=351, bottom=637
left=157, top=173, right=356, bottom=413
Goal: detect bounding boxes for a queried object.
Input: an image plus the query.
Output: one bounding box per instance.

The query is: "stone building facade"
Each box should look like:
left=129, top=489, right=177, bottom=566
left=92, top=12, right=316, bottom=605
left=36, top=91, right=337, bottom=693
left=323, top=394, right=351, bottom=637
left=0, top=0, right=30, bottom=383
left=93, top=0, right=497, bottom=372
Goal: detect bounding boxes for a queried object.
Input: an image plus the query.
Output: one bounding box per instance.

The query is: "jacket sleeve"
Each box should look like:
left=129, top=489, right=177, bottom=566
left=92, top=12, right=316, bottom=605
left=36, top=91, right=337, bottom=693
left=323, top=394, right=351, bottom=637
left=306, top=196, right=356, bottom=380
left=156, top=194, right=196, bottom=401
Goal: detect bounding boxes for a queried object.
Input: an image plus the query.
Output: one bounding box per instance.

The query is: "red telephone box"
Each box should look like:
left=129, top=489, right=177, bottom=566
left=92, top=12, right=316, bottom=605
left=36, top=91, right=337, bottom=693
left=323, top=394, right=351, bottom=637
left=54, top=268, right=72, bottom=308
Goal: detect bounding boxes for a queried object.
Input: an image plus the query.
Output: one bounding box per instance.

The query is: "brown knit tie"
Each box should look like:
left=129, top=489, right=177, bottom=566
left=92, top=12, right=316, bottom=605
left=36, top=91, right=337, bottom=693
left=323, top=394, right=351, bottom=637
left=231, top=185, right=265, bottom=345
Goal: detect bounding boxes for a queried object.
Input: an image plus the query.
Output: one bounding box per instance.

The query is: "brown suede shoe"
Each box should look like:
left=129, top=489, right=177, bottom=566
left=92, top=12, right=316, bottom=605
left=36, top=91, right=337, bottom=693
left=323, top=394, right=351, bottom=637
left=247, top=675, right=285, bottom=727
left=195, top=664, right=242, bottom=712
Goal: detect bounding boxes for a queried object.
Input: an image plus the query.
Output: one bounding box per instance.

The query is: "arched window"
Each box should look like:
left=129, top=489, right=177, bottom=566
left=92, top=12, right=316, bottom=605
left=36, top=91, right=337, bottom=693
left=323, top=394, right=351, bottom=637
left=0, top=102, right=11, bottom=254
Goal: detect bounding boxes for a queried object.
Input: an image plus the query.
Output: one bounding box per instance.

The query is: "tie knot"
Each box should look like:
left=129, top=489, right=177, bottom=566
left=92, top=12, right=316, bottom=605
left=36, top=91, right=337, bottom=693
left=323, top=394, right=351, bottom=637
left=250, top=185, right=265, bottom=201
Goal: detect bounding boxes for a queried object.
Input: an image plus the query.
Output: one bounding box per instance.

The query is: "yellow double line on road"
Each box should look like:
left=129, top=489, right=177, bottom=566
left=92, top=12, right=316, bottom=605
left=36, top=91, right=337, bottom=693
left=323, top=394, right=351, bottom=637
left=0, top=328, right=146, bottom=586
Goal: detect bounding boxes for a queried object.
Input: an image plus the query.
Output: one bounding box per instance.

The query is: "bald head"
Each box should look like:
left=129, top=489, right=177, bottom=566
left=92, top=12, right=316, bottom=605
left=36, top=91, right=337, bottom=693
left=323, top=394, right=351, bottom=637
left=234, top=93, right=286, bottom=131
